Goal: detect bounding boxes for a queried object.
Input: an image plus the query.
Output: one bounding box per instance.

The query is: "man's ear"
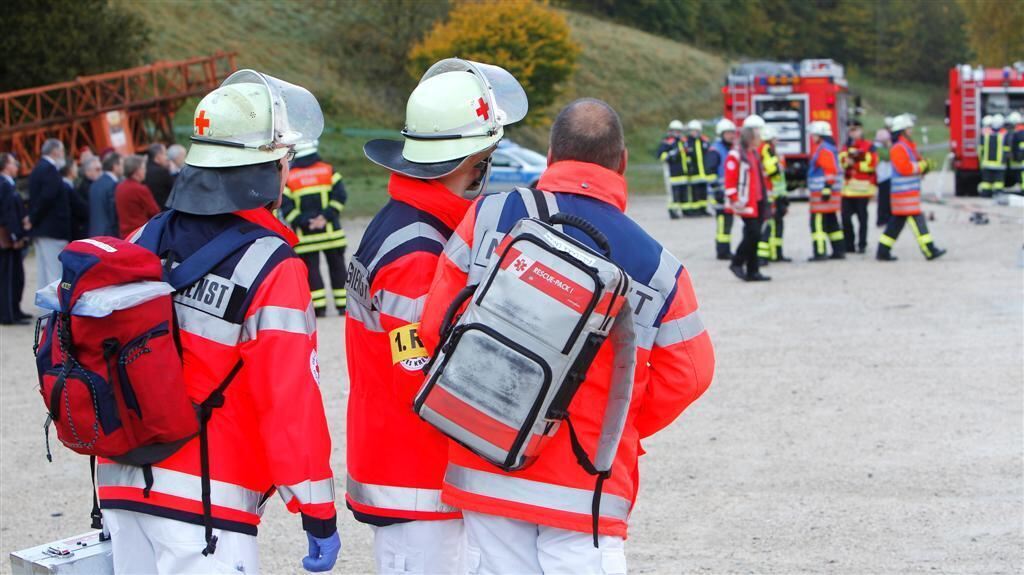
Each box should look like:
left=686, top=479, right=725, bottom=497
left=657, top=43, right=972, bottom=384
left=547, top=148, right=554, bottom=167
left=616, top=149, right=628, bottom=176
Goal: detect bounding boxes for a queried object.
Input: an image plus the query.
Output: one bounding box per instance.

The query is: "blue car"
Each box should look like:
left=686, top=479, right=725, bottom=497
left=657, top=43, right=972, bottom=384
left=485, top=140, right=546, bottom=194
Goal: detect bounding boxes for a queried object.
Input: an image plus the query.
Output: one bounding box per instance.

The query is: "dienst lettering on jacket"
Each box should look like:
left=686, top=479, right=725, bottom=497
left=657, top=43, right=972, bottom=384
left=174, top=273, right=235, bottom=317
left=346, top=259, right=370, bottom=306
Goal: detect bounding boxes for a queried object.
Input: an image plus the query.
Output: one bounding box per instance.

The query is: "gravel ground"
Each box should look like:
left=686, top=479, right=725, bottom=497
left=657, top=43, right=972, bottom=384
left=2, top=174, right=1022, bottom=574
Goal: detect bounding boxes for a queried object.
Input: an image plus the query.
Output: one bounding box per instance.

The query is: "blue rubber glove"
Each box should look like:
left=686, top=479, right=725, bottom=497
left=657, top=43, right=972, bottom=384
left=303, top=531, right=340, bottom=572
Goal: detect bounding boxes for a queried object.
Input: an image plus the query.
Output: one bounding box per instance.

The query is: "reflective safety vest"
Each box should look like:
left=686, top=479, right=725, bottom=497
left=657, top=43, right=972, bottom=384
left=687, top=135, right=714, bottom=183
left=807, top=141, right=842, bottom=213
left=890, top=138, right=924, bottom=216
left=282, top=158, right=347, bottom=254
left=980, top=132, right=1008, bottom=170
left=759, top=142, right=787, bottom=198
left=657, top=136, right=689, bottom=184
left=98, top=209, right=337, bottom=538
left=1013, top=128, right=1024, bottom=169
left=841, top=138, right=878, bottom=198
left=345, top=174, right=471, bottom=524
left=420, top=160, right=715, bottom=539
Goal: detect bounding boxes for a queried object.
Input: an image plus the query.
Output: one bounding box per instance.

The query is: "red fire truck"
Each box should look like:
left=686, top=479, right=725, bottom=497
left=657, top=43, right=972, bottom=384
left=946, top=63, right=1024, bottom=196
left=723, top=59, right=852, bottom=193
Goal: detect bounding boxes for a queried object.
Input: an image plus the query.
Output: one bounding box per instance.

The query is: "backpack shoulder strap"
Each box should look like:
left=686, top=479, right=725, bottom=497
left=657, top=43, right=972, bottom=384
left=167, top=226, right=275, bottom=291
left=515, top=187, right=555, bottom=222
left=134, top=210, right=175, bottom=253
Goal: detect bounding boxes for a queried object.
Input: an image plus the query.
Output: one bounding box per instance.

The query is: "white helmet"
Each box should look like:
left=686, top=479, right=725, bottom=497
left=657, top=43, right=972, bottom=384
left=742, top=115, right=766, bottom=130
left=890, top=114, right=914, bottom=132
left=992, top=114, right=1005, bottom=129
left=809, top=120, right=833, bottom=137
left=982, top=115, right=993, bottom=128
left=1007, top=111, right=1022, bottom=125
left=760, top=124, right=778, bottom=141
left=185, top=69, right=323, bottom=169
left=686, top=119, right=702, bottom=132
left=883, top=116, right=894, bottom=129
left=364, top=58, right=527, bottom=190
left=715, top=118, right=737, bottom=135
left=294, top=139, right=319, bottom=159
left=668, top=119, right=685, bottom=132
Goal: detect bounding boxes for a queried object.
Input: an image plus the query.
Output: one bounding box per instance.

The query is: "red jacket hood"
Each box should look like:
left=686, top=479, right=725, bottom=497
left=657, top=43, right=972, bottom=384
left=387, top=174, right=472, bottom=230
left=537, top=160, right=628, bottom=212
left=237, top=207, right=299, bottom=246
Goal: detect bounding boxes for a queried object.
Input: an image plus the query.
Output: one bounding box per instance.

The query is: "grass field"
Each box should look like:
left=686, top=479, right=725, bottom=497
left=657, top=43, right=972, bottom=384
left=124, top=1, right=948, bottom=213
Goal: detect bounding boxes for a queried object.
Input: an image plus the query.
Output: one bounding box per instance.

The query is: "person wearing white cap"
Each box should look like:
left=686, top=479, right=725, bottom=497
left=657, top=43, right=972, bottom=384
left=346, top=58, right=528, bottom=575
left=806, top=120, right=846, bottom=261
left=979, top=114, right=1008, bottom=196
left=657, top=119, right=689, bottom=218
left=755, top=124, right=791, bottom=263
left=1008, top=111, right=1024, bottom=189
left=684, top=119, right=712, bottom=215
left=877, top=114, right=946, bottom=261
left=726, top=114, right=771, bottom=281
left=707, top=118, right=738, bottom=259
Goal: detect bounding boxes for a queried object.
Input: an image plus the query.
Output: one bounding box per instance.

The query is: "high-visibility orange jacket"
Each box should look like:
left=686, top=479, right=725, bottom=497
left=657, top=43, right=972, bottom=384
left=807, top=139, right=842, bottom=214
left=841, top=138, right=878, bottom=197
left=420, top=160, right=715, bottom=539
left=98, top=208, right=338, bottom=538
left=724, top=148, right=766, bottom=219
left=890, top=136, right=925, bottom=216
left=344, top=174, right=470, bottom=524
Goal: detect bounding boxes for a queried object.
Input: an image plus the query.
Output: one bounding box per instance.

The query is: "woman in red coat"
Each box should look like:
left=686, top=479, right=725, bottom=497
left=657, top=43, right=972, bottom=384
left=725, top=115, right=770, bottom=281
left=115, top=154, right=160, bottom=238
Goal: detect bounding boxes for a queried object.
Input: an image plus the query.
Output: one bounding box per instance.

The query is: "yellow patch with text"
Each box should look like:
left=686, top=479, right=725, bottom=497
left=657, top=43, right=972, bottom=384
left=389, top=322, right=428, bottom=368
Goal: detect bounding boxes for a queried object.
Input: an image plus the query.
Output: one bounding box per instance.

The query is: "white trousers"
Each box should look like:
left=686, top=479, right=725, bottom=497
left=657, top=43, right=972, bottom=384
left=105, top=509, right=259, bottom=574
left=372, top=519, right=465, bottom=574
left=463, top=511, right=627, bottom=575
left=34, top=237, right=67, bottom=297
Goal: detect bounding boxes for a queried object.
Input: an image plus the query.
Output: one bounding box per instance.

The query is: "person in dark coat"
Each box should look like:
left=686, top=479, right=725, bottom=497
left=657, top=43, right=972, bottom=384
left=88, top=152, right=122, bottom=237
left=0, top=153, right=30, bottom=324
left=28, top=139, right=73, bottom=297
left=143, top=143, right=174, bottom=209
left=74, top=157, right=101, bottom=239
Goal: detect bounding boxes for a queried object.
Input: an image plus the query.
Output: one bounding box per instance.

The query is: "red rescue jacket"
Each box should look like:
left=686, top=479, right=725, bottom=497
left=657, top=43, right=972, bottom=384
left=420, top=161, right=715, bottom=539
left=724, top=148, right=765, bottom=219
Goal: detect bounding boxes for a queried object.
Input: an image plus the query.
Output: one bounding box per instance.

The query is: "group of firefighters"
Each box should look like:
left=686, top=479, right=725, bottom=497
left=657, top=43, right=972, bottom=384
left=979, top=112, right=1024, bottom=196
left=56, top=56, right=715, bottom=575
left=658, top=111, right=949, bottom=282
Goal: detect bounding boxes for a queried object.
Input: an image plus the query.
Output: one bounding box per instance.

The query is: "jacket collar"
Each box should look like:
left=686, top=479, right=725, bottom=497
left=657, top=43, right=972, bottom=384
left=236, top=207, right=299, bottom=247
left=537, top=160, right=628, bottom=212
left=387, top=174, right=472, bottom=230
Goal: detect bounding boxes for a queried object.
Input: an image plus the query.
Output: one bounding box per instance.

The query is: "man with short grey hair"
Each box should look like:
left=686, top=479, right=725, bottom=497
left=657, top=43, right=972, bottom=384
left=167, top=144, right=186, bottom=176
left=28, top=139, right=73, bottom=299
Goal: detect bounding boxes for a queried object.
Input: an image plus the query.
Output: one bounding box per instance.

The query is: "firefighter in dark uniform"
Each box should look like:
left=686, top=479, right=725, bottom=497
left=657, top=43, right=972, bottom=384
left=707, top=118, right=737, bottom=259
left=685, top=119, right=712, bottom=216
left=756, top=125, right=791, bottom=263
left=1007, top=111, right=1024, bottom=190
left=280, top=140, right=348, bottom=316
left=657, top=120, right=689, bottom=219
left=979, top=114, right=1007, bottom=197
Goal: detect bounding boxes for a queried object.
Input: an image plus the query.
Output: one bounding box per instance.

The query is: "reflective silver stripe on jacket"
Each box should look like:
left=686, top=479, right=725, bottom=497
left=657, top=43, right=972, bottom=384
left=367, top=223, right=447, bottom=274
left=347, top=300, right=383, bottom=333
left=444, top=232, right=472, bottom=272
left=176, top=304, right=242, bottom=346
left=278, top=477, right=336, bottom=507
left=231, top=236, right=287, bottom=288
left=654, top=310, right=706, bottom=348
left=347, top=475, right=458, bottom=514
left=97, top=463, right=263, bottom=515
left=375, top=290, right=425, bottom=324
left=241, top=304, right=316, bottom=342
left=444, top=464, right=631, bottom=521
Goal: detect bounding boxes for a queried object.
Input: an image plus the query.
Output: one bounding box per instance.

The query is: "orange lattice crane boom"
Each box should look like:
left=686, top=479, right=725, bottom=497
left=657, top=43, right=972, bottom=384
left=1, top=52, right=237, bottom=174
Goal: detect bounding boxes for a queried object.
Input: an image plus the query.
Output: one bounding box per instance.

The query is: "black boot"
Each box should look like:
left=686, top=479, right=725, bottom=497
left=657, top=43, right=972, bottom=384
left=729, top=263, right=746, bottom=280
left=745, top=272, right=772, bottom=282
left=668, top=209, right=681, bottom=220
left=775, top=249, right=793, bottom=263
left=876, top=246, right=898, bottom=261
left=927, top=247, right=947, bottom=261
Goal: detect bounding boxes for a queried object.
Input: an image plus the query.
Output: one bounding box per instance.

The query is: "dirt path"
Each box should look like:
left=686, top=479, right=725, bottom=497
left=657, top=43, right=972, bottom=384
left=2, top=183, right=1021, bottom=574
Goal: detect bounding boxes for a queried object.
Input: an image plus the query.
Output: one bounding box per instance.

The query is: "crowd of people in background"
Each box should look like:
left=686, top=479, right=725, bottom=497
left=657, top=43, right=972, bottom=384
left=0, top=140, right=187, bottom=324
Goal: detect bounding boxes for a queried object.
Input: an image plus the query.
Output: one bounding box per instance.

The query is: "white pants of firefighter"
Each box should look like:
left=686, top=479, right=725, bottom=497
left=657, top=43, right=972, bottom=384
left=463, top=511, right=627, bottom=575
left=105, top=509, right=259, bottom=574
left=372, top=519, right=465, bottom=574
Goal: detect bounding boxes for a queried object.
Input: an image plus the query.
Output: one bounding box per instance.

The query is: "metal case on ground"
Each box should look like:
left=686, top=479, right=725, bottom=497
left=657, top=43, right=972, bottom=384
left=10, top=531, right=112, bottom=575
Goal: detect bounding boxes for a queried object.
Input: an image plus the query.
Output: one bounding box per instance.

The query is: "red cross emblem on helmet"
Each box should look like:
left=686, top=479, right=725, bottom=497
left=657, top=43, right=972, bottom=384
left=194, top=110, right=211, bottom=136
left=474, top=97, right=490, bottom=122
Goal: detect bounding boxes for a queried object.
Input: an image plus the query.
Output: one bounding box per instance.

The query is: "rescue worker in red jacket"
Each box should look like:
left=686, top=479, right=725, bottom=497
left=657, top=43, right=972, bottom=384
left=877, top=114, right=947, bottom=261
left=807, top=121, right=846, bottom=261
left=726, top=114, right=771, bottom=282
left=840, top=120, right=878, bottom=254
left=98, top=70, right=340, bottom=573
left=420, top=98, right=715, bottom=574
left=346, top=59, right=527, bottom=574
left=280, top=140, right=348, bottom=316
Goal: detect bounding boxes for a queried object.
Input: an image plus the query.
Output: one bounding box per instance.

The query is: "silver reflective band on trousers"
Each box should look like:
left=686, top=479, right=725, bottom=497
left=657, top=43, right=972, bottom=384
left=445, top=464, right=632, bottom=521
left=348, top=475, right=459, bottom=514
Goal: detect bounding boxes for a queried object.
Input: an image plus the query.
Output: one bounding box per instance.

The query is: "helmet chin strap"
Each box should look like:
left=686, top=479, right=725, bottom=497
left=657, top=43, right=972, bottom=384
left=461, top=155, right=492, bottom=200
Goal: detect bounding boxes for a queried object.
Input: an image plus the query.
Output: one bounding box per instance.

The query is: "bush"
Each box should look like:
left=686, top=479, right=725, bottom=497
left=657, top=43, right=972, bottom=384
left=408, top=0, right=579, bottom=120
left=0, top=0, right=149, bottom=92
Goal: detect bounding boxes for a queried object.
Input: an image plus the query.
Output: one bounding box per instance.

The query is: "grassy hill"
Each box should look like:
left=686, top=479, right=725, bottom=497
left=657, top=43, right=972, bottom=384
left=120, top=1, right=949, bottom=214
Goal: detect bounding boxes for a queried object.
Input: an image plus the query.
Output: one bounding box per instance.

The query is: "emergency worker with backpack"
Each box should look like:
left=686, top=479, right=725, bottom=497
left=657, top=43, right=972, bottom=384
left=419, top=98, right=715, bottom=574
left=33, top=70, right=340, bottom=574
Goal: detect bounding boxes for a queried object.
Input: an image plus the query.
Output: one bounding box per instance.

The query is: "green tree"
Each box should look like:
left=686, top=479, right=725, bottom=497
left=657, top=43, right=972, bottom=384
left=409, top=1, right=580, bottom=119
left=0, top=0, right=149, bottom=92
left=958, top=0, right=1024, bottom=66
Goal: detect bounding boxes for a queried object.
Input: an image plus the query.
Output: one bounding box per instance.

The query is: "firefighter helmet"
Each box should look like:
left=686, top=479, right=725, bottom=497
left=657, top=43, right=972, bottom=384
left=991, top=114, right=1005, bottom=129
left=294, top=140, right=319, bottom=159
left=982, top=115, right=993, bottom=128
left=364, top=58, right=527, bottom=182
left=890, top=114, right=914, bottom=133
left=1007, top=111, right=1022, bottom=125
left=716, top=118, right=737, bottom=135
left=668, top=120, right=685, bottom=131
left=686, top=120, right=702, bottom=132
left=809, top=121, right=833, bottom=137
left=742, top=115, right=765, bottom=130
